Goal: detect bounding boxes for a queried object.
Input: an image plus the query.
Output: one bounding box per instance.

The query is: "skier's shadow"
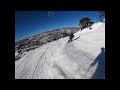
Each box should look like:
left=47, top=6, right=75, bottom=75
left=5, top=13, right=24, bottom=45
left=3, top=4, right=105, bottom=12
left=90, top=47, right=105, bottom=79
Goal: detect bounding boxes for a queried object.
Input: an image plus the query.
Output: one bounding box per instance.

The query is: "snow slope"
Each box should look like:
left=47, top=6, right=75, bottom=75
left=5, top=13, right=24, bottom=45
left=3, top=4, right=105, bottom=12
left=15, top=22, right=105, bottom=79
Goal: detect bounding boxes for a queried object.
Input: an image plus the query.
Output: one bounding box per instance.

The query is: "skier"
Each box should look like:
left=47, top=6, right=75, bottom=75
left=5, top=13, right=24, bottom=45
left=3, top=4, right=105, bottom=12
left=68, top=32, right=74, bottom=42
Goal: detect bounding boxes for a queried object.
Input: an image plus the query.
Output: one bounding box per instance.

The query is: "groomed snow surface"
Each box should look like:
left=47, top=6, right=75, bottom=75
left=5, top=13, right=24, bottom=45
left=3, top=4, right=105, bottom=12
left=15, top=22, right=105, bottom=79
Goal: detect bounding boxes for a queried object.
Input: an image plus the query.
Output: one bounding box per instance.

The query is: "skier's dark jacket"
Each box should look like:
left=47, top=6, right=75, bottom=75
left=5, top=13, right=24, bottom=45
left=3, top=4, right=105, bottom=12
left=69, top=33, right=74, bottom=39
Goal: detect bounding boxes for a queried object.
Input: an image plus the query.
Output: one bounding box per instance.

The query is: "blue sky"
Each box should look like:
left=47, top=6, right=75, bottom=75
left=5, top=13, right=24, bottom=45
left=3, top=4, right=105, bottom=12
left=15, top=11, right=100, bottom=41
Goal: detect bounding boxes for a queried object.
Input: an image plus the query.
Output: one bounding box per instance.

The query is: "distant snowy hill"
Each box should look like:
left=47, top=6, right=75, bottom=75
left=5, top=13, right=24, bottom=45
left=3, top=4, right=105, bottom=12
left=15, top=27, right=80, bottom=60
left=15, top=22, right=105, bottom=79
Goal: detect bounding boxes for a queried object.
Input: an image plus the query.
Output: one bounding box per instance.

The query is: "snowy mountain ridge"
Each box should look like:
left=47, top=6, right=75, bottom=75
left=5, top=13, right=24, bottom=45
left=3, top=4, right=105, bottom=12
left=15, top=27, right=80, bottom=60
left=15, top=22, right=105, bottom=79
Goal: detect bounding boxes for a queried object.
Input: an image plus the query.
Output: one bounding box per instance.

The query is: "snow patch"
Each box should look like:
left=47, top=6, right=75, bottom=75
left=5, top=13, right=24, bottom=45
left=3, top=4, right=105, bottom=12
left=15, top=22, right=105, bottom=79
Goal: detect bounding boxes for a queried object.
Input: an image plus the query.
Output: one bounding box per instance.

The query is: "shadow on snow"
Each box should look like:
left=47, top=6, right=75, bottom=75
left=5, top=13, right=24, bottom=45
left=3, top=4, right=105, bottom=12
left=90, top=47, right=105, bottom=79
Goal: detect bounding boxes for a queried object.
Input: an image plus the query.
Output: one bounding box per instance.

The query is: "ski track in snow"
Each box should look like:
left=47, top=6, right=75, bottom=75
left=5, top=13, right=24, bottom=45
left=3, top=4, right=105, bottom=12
left=15, top=22, right=105, bottom=79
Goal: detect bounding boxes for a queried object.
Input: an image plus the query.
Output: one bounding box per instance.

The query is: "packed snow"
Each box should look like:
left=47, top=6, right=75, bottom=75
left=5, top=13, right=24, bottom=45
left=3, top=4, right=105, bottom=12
left=15, top=22, right=105, bottom=79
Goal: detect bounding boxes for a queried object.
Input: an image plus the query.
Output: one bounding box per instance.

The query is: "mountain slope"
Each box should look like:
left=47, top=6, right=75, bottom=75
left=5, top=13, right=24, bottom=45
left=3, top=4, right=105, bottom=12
left=15, top=22, right=105, bottom=79
left=15, top=27, right=80, bottom=61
